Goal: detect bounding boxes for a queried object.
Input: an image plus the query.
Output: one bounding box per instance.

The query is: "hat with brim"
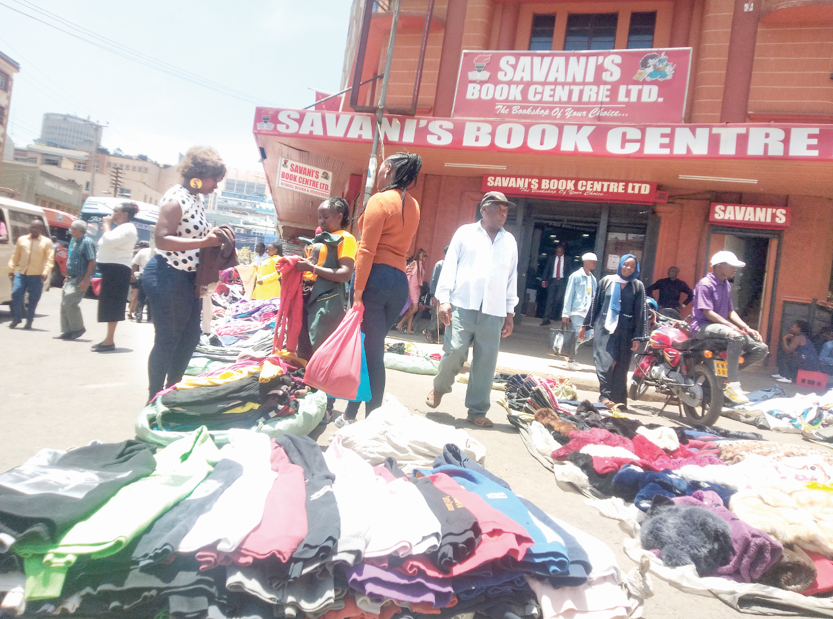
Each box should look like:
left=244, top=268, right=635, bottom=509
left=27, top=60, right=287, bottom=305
left=480, top=191, right=516, bottom=209
left=710, top=250, right=745, bottom=268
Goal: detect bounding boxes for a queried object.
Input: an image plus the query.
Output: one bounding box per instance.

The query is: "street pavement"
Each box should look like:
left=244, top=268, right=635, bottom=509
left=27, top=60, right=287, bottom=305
left=0, top=288, right=814, bottom=618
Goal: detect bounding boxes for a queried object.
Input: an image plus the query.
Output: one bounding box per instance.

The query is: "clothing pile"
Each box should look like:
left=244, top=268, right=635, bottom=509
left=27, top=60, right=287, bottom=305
left=724, top=388, right=833, bottom=434
left=503, top=373, right=833, bottom=613
left=0, top=409, right=643, bottom=619
left=384, top=340, right=441, bottom=376
left=137, top=354, right=326, bottom=448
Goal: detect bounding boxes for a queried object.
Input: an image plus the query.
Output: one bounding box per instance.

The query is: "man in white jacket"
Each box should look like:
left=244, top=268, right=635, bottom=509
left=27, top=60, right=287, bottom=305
left=560, top=252, right=598, bottom=370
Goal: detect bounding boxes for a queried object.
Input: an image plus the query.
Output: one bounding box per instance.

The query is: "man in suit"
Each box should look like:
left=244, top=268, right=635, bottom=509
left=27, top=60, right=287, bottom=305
left=541, top=243, right=568, bottom=326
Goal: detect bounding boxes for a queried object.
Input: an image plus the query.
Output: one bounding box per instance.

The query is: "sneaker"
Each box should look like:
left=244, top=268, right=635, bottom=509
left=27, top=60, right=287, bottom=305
left=567, top=361, right=580, bottom=371
left=772, top=373, right=784, bottom=379
left=775, top=376, right=792, bottom=384
left=333, top=415, right=356, bottom=429
left=723, top=382, right=750, bottom=405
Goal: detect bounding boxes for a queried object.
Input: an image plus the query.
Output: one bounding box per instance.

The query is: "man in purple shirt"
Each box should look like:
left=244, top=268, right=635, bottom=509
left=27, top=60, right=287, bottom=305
left=691, top=250, right=769, bottom=404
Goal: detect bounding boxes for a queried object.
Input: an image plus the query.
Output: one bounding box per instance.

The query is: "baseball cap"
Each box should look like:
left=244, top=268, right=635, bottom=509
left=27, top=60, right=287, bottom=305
left=581, top=252, right=598, bottom=261
left=480, top=191, right=515, bottom=209
left=710, top=250, right=745, bottom=268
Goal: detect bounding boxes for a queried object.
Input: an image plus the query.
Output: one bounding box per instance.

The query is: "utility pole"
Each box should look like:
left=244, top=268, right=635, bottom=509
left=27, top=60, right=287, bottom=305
left=110, top=167, right=123, bottom=197
left=360, top=0, right=401, bottom=214
left=87, top=121, right=103, bottom=198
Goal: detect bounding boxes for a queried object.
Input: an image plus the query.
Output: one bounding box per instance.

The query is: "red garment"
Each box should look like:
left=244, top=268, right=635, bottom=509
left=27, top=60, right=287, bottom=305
left=551, top=428, right=635, bottom=460
left=321, top=595, right=400, bottom=619
left=393, top=473, right=533, bottom=578
left=802, top=551, right=833, bottom=596
left=592, top=435, right=725, bottom=475
left=273, top=256, right=304, bottom=354
left=196, top=442, right=308, bottom=569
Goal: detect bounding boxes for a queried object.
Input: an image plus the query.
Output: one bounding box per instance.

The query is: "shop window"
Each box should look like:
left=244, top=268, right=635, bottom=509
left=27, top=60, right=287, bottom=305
left=603, top=231, right=645, bottom=275
left=529, top=14, right=556, bottom=51
left=564, top=13, right=618, bottom=51
left=627, top=12, right=656, bottom=49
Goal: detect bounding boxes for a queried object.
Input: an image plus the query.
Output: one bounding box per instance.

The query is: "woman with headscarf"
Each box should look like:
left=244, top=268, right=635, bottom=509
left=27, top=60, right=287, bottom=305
left=579, top=254, right=647, bottom=408
left=252, top=241, right=283, bottom=300
left=333, top=152, right=422, bottom=428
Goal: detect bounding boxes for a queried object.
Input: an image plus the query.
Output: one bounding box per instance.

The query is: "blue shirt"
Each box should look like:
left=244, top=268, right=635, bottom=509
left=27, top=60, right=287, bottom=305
left=65, top=235, right=96, bottom=277
left=821, top=341, right=833, bottom=367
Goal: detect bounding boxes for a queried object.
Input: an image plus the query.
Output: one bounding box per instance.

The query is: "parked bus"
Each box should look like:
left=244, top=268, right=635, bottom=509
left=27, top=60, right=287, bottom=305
left=0, top=197, right=52, bottom=305
left=80, top=197, right=158, bottom=244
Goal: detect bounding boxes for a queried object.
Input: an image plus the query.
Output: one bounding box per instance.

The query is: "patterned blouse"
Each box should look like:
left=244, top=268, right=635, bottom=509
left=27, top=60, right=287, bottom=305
left=157, top=184, right=209, bottom=272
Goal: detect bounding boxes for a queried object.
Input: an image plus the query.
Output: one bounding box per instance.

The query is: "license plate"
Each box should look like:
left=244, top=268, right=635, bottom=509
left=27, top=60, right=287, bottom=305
left=714, top=360, right=728, bottom=377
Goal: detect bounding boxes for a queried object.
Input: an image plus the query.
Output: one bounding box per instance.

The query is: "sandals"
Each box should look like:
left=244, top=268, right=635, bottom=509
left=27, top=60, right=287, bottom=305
left=425, top=390, right=443, bottom=409
left=600, top=398, right=616, bottom=409
left=467, top=416, right=494, bottom=428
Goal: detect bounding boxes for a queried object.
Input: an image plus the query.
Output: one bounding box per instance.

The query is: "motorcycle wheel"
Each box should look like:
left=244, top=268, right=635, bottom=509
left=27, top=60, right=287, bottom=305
left=681, top=363, right=724, bottom=426
left=628, top=367, right=651, bottom=401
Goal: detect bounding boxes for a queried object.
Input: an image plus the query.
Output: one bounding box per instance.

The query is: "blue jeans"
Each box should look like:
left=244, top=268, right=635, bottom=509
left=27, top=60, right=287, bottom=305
left=141, top=255, right=202, bottom=401
left=345, top=264, right=409, bottom=419
left=12, top=274, right=43, bottom=323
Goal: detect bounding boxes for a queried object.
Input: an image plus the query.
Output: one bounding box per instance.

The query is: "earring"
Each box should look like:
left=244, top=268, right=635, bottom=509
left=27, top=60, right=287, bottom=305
left=190, top=178, right=203, bottom=190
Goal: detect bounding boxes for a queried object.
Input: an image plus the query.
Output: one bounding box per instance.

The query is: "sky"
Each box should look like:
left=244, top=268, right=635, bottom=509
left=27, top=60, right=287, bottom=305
left=1, top=0, right=352, bottom=171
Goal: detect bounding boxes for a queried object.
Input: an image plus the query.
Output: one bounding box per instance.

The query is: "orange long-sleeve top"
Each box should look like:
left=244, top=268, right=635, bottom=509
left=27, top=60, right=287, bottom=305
left=354, top=188, right=420, bottom=292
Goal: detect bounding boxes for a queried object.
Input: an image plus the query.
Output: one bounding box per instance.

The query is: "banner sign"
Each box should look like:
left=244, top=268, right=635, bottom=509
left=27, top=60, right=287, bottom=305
left=482, top=175, right=657, bottom=203
left=254, top=108, right=833, bottom=161
left=276, top=157, right=332, bottom=199
left=709, top=203, right=791, bottom=230
left=452, top=49, right=692, bottom=124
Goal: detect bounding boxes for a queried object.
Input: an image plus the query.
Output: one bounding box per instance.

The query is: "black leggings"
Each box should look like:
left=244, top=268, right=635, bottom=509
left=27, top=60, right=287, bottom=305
left=345, top=264, right=408, bottom=420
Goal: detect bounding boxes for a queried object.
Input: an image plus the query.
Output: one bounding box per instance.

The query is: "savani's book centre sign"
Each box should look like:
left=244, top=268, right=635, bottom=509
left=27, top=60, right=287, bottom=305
left=276, top=157, right=332, bottom=199
left=452, top=48, right=692, bottom=124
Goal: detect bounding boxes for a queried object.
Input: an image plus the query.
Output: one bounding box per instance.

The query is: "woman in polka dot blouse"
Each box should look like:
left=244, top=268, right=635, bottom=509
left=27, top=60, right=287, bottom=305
left=141, top=146, right=226, bottom=402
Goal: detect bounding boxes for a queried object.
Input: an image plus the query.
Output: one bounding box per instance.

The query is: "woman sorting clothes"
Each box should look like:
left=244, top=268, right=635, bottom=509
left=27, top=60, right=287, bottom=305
left=142, top=146, right=226, bottom=402
left=335, top=153, right=422, bottom=428
left=579, top=254, right=647, bottom=409
left=252, top=242, right=282, bottom=300
left=396, top=248, right=427, bottom=333
left=92, top=202, right=139, bottom=352
left=296, top=197, right=357, bottom=419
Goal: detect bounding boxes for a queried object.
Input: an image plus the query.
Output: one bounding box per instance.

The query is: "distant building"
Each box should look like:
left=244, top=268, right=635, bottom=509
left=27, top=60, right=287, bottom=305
left=0, top=161, right=84, bottom=214
left=39, top=113, right=103, bottom=152
left=0, top=50, right=20, bottom=180
left=204, top=167, right=278, bottom=239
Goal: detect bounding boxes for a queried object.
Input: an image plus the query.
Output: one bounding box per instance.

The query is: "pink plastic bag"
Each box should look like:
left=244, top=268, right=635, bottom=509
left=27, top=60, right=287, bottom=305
left=304, top=305, right=364, bottom=400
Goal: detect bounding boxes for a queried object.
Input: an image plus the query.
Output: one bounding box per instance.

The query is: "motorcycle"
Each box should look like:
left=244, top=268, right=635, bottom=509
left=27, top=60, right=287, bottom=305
left=628, top=311, right=739, bottom=426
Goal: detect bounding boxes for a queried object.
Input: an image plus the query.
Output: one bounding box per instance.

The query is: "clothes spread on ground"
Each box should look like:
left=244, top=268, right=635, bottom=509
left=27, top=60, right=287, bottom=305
left=0, top=423, right=655, bottom=619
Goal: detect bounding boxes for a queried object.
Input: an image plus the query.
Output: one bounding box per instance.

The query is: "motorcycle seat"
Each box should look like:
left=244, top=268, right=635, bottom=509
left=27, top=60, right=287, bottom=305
left=675, top=338, right=728, bottom=353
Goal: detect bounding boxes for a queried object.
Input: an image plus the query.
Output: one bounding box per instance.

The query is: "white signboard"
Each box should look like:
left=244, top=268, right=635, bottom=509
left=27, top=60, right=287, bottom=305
left=277, top=157, right=332, bottom=199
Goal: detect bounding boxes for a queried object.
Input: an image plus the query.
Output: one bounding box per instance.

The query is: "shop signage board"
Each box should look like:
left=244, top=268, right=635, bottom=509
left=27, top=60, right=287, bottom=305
left=482, top=175, right=656, bottom=204
left=254, top=108, right=833, bottom=161
left=709, top=203, right=791, bottom=230
left=452, top=49, right=692, bottom=124
left=276, top=157, right=332, bottom=199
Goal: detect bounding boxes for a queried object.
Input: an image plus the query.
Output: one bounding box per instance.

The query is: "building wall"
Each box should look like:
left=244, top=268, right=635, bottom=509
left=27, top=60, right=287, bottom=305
left=40, top=114, right=102, bottom=152
left=0, top=52, right=19, bottom=180
left=689, top=0, right=733, bottom=122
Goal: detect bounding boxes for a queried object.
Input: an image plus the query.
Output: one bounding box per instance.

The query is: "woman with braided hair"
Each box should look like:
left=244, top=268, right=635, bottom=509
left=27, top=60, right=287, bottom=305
left=334, top=152, right=423, bottom=427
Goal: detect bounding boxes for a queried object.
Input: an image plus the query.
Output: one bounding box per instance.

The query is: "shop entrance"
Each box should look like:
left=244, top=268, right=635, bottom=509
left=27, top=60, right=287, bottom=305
left=705, top=227, right=782, bottom=344
left=513, top=200, right=657, bottom=318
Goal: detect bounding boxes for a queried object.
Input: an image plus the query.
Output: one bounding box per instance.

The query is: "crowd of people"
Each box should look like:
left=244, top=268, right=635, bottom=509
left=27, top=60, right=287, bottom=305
left=9, top=144, right=833, bottom=426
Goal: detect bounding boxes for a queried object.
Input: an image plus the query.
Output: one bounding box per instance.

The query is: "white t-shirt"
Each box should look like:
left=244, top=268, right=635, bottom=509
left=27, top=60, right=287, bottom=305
left=97, top=222, right=138, bottom=267
left=132, top=247, right=153, bottom=274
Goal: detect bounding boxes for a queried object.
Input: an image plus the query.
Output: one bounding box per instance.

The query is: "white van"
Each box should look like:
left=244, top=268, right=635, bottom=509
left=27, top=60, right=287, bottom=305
left=0, top=197, right=52, bottom=305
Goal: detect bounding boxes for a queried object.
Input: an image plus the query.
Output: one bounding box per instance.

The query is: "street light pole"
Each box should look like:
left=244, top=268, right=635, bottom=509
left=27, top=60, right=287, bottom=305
left=360, top=0, right=401, bottom=215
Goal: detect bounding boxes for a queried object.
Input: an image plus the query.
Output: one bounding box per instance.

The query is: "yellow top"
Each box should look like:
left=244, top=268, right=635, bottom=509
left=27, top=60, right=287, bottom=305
left=10, top=235, right=55, bottom=277
left=252, top=254, right=281, bottom=300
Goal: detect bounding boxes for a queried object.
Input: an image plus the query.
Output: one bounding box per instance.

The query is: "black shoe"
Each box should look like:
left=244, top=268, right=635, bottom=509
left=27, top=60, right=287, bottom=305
left=541, top=319, right=551, bottom=326
left=135, top=315, right=142, bottom=323
left=91, top=342, right=116, bottom=352
left=69, top=328, right=86, bottom=340
left=8, top=320, right=21, bottom=329
left=54, top=333, right=72, bottom=340
left=23, top=321, right=33, bottom=330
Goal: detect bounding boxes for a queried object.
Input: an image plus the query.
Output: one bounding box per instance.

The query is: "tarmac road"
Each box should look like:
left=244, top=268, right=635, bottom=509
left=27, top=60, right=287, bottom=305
left=1, top=288, right=810, bottom=618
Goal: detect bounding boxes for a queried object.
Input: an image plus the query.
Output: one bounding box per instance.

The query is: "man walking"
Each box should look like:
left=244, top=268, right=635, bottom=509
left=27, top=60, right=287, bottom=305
left=541, top=244, right=568, bottom=326
left=690, top=251, right=769, bottom=404
left=561, top=252, right=598, bottom=371
left=55, top=220, right=96, bottom=340
left=425, top=192, right=518, bottom=428
left=646, top=266, right=693, bottom=313
left=8, top=218, right=54, bottom=329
